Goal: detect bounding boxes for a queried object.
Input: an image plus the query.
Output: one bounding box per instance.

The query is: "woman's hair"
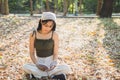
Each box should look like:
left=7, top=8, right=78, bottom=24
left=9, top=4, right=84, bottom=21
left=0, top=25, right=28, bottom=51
left=37, top=19, right=56, bottom=31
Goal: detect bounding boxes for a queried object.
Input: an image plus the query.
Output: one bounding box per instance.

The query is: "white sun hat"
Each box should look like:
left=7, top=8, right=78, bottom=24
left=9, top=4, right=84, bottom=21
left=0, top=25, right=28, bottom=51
left=41, top=12, right=56, bottom=22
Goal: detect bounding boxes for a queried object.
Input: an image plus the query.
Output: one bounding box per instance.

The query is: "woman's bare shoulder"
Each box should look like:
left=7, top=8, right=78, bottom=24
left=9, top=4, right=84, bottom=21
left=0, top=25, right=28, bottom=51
left=29, top=31, right=36, bottom=39
left=53, top=31, right=59, bottom=38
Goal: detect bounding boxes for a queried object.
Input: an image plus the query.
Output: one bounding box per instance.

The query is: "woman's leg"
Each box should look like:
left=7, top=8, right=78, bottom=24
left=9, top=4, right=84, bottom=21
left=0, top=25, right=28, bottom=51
left=23, top=63, right=48, bottom=78
left=48, top=64, right=72, bottom=76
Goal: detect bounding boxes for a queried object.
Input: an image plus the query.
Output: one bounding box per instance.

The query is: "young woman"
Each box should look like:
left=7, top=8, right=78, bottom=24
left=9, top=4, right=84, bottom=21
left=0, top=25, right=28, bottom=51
left=23, top=12, right=71, bottom=80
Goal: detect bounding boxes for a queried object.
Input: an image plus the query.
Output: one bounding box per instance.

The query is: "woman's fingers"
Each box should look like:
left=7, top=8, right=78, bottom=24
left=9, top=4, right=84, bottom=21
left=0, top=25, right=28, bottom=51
left=47, top=65, right=55, bottom=71
left=36, top=64, right=48, bottom=71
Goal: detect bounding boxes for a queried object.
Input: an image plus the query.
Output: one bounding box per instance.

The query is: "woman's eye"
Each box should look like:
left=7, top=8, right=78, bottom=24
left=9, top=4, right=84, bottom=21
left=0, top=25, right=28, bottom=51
left=44, top=25, right=52, bottom=28
left=49, top=26, right=52, bottom=28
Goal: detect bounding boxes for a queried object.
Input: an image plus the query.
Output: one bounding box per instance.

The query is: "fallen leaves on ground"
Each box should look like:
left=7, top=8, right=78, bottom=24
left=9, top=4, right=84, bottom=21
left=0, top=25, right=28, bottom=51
left=0, top=16, right=120, bottom=80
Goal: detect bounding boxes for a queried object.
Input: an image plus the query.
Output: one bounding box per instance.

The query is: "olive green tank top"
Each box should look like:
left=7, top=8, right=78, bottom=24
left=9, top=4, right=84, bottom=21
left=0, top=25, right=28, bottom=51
left=33, top=31, right=54, bottom=57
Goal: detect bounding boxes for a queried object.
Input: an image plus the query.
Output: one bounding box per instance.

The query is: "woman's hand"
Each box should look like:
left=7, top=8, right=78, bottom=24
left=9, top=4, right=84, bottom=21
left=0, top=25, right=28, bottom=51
left=36, top=63, right=48, bottom=71
left=48, top=61, right=57, bottom=71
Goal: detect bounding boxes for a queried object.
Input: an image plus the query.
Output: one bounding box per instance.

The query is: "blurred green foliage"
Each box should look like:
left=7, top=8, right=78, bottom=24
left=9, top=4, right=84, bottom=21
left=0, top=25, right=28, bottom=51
left=8, top=0, right=120, bottom=14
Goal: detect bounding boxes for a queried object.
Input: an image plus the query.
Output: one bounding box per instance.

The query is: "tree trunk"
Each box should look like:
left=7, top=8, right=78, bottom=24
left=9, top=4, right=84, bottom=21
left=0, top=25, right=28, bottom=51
left=100, top=0, right=114, bottom=18
left=79, top=0, right=83, bottom=14
left=4, top=0, right=9, bottom=15
left=96, top=0, right=103, bottom=16
left=30, top=0, right=33, bottom=16
left=46, top=0, right=50, bottom=11
left=1, top=0, right=4, bottom=14
left=63, top=0, right=68, bottom=16
left=0, top=0, right=1, bottom=14
left=74, top=0, right=78, bottom=16
left=0, top=0, right=9, bottom=15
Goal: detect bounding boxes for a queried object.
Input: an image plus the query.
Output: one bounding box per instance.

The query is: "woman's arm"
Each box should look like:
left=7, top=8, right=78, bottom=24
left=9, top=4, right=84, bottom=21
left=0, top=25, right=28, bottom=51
left=53, top=32, right=59, bottom=61
left=29, top=33, right=37, bottom=64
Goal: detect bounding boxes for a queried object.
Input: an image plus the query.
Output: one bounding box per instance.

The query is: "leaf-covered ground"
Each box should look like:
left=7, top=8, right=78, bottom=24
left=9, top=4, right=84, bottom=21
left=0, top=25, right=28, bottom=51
left=0, top=15, right=120, bottom=80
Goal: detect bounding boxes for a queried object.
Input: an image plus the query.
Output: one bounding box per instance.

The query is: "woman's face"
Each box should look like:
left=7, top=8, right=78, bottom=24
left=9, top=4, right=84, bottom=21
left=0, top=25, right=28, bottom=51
left=41, top=21, right=54, bottom=34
